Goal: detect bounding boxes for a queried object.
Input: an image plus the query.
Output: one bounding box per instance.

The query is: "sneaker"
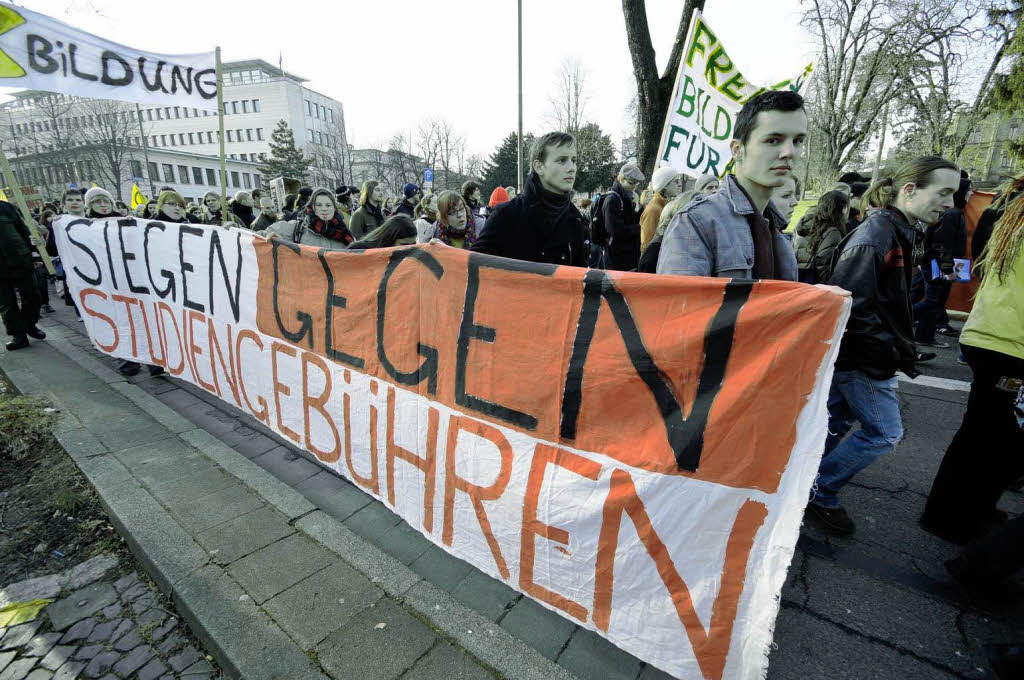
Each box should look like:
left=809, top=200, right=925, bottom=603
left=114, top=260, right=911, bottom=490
left=5, top=334, right=29, bottom=351
left=936, top=325, right=959, bottom=337
left=41, top=304, right=55, bottom=313
left=806, top=503, right=856, bottom=535
left=26, top=326, right=46, bottom=340
left=915, top=351, right=937, bottom=362
left=917, top=340, right=950, bottom=348
left=148, top=366, right=165, bottom=377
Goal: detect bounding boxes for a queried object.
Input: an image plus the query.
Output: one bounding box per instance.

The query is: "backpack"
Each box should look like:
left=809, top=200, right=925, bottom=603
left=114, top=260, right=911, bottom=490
left=589, top=192, right=610, bottom=246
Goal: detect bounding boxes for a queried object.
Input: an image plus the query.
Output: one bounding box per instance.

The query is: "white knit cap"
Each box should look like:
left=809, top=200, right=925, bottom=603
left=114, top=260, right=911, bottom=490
left=651, top=167, right=682, bottom=193
left=84, top=187, right=115, bottom=207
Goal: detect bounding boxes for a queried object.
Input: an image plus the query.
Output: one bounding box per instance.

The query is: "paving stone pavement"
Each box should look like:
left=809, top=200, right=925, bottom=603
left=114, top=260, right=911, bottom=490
left=0, top=555, right=221, bottom=680
left=6, top=290, right=1024, bottom=679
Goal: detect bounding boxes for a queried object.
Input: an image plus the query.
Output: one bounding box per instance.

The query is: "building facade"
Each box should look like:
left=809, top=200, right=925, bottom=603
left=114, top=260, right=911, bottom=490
left=957, top=111, right=1023, bottom=189
left=0, top=58, right=349, bottom=198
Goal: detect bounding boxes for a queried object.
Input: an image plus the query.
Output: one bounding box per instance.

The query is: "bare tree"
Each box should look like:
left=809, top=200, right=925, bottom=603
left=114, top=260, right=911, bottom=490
left=545, top=57, right=590, bottom=134
left=75, top=100, right=149, bottom=200
left=622, top=0, right=705, bottom=177
left=384, top=134, right=422, bottom=194
left=310, top=119, right=350, bottom=189
left=802, top=0, right=975, bottom=182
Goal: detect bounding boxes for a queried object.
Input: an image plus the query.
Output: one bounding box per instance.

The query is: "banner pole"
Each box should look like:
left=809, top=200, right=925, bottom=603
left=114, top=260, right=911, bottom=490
left=0, top=146, right=55, bottom=275
left=135, top=104, right=156, bottom=198
left=215, top=47, right=229, bottom=223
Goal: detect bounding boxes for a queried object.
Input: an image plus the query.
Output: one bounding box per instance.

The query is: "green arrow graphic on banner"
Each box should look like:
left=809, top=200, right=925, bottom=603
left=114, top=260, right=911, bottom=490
left=0, top=5, right=26, bottom=78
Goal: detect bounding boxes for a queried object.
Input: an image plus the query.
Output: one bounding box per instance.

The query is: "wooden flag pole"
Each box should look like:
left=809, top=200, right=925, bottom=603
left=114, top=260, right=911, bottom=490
left=215, top=47, right=229, bottom=223
left=0, top=146, right=55, bottom=275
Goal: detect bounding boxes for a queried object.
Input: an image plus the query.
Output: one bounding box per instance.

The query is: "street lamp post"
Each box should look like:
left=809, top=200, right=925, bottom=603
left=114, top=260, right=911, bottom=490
left=517, top=0, right=523, bottom=193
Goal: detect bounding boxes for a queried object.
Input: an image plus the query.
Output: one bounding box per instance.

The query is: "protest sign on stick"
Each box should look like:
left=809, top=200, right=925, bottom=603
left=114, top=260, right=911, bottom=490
left=656, top=10, right=813, bottom=179
left=53, top=218, right=848, bottom=679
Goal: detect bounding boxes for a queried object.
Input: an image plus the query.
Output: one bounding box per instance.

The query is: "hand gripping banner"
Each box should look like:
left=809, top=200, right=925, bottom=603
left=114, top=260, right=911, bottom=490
left=0, top=1, right=217, bottom=110
left=54, top=216, right=850, bottom=679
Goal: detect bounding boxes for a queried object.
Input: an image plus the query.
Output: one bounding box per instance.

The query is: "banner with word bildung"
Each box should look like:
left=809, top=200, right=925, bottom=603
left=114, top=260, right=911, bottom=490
left=656, top=10, right=813, bottom=179
left=0, top=1, right=217, bottom=110
left=54, top=216, right=849, bottom=680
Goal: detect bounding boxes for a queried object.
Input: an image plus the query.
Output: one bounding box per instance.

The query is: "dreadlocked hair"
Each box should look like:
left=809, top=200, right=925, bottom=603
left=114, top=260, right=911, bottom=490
left=976, top=190, right=1024, bottom=283
left=989, top=173, right=1024, bottom=212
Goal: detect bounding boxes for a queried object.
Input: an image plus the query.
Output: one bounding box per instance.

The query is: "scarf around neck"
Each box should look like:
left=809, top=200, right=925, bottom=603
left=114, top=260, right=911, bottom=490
left=302, top=206, right=353, bottom=243
left=434, top=214, right=477, bottom=249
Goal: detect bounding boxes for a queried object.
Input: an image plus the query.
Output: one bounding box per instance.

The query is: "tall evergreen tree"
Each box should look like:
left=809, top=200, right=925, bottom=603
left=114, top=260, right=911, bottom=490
left=258, top=120, right=312, bottom=181
left=574, top=123, right=618, bottom=194
left=990, top=2, right=1024, bottom=157
left=482, top=132, right=534, bottom=193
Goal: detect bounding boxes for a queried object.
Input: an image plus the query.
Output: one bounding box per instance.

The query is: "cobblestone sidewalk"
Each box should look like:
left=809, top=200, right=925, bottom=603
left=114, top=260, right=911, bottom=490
left=0, top=555, right=220, bottom=680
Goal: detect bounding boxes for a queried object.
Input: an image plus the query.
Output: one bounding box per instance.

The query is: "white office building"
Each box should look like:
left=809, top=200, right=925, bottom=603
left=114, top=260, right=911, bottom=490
left=1, top=57, right=349, bottom=198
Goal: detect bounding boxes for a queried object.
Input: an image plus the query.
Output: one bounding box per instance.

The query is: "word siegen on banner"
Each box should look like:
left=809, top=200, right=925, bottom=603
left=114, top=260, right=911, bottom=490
left=657, top=10, right=813, bottom=179
left=55, top=216, right=849, bottom=679
left=0, top=1, right=217, bottom=110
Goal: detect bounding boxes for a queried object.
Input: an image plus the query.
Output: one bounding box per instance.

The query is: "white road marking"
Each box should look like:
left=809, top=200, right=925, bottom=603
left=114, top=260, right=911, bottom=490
left=898, top=373, right=971, bottom=392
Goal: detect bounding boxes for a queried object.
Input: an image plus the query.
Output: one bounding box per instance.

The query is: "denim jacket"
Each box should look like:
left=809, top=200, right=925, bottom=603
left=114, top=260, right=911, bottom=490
left=656, top=174, right=797, bottom=280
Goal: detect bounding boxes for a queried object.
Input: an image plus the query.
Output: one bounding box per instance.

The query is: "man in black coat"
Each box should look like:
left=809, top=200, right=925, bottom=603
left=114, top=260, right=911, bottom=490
left=603, top=162, right=646, bottom=271
left=0, top=201, right=45, bottom=351
left=472, top=132, right=588, bottom=267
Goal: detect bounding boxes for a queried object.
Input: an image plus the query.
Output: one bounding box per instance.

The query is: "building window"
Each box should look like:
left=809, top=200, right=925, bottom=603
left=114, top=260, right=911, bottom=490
left=231, top=101, right=238, bottom=114
left=162, top=164, right=174, bottom=181
left=329, top=109, right=334, bottom=123
left=206, top=168, right=217, bottom=185
left=242, top=100, right=249, bottom=114
left=246, top=129, right=253, bottom=141
left=131, top=160, right=143, bottom=178
left=230, top=171, right=240, bottom=187
left=178, top=165, right=189, bottom=184
left=207, top=131, right=214, bottom=144
left=227, top=130, right=233, bottom=142
left=1011, top=124, right=1020, bottom=141
left=178, top=133, right=185, bottom=145
left=243, top=173, right=251, bottom=189
left=230, top=154, right=236, bottom=159
left=151, top=136, right=158, bottom=147
left=188, top=132, right=195, bottom=145
left=317, top=131, right=323, bottom=145
left=148, top=162, right=160, bottom=180
left=1002, top=151, right=1011, bottom=168
left=256, top=128, right=264, bottom=141
left=252, top=99, right=260, bottom=112
left=307, top=129, right=314, bottom=142
left=192, top=167, right=203, bottom=184
left=223, top=102, right=230, bottom=115
left=183, top=108, right=190, bottom=118
left=174, top=106, right=180, bottom=118
left=236, top=128, right=243, bottom=141
left=156, top=108, right=163, bottom=120
left=239, top=153, right=247, bottom=161
left=160, top=134, right=167, bottom=146
left=305, top=100, right=312, bottom=116
left=146, top=109, right=153, bottom=121
left=253, top=174, right=261, bottom=187
left=169, top=135, right=176, bottom=146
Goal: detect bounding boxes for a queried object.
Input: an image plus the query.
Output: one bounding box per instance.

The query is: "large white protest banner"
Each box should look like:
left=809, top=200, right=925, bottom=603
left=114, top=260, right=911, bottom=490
left=656, top=10, right=813, bottom=179
left=0, top=1, right=217, bottom=110
left=54, top=215, right=849, bottom=679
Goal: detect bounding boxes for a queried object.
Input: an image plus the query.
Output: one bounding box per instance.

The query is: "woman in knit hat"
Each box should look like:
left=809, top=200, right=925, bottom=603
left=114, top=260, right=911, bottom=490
left=84, top=187, right=116, bottom=220
left=695, top=173, right=719, bottom=196
left=259, top=188, right=354, bottom=251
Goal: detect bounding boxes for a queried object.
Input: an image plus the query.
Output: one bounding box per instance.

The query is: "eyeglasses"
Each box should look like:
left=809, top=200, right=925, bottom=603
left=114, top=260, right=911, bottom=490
left=163, top=202, right=184, bottom=209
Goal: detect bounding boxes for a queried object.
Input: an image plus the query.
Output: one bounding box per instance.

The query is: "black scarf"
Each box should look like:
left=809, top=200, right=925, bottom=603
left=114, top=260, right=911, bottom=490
left=363, top=202, right=384, bottom=223
left=529, top=172, right=571, bottom=228
left=87, top=208, right=113, bottom=220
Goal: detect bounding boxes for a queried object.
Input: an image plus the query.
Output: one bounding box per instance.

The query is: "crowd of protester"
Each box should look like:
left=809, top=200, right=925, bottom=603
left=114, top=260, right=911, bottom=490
left=1, top=91, right=1022, bottom=650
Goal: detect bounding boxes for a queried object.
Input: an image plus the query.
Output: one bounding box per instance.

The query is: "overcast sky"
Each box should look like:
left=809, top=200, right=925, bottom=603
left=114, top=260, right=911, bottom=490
left=5, top=0, right=817, bottom=159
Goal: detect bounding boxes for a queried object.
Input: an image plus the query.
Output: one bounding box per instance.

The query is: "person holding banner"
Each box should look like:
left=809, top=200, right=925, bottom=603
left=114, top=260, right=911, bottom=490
left=656, top=91, right=801, bottom=280
left=430, top=191, right=477, bottom=249
left=0, top=200, right=45, bottom=351
left=200, top=191, right=241, bottom=227
left=472, top=131, right=589, bottom=267
left=807, top=156, right=961, bottom=535
left=84, top=187, right=116, bottom=220
left=258, top=188, right=354, bottom=250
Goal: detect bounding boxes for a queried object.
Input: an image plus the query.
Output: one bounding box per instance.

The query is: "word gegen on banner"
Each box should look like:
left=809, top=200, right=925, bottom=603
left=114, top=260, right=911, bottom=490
left=657, top=10, right=813, bottom=179
left=55, top=216, right=848, bottom=680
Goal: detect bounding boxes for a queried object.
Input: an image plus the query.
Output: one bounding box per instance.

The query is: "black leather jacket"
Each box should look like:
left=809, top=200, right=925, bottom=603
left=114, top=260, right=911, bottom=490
left=830, top=208, right=919, bottom=379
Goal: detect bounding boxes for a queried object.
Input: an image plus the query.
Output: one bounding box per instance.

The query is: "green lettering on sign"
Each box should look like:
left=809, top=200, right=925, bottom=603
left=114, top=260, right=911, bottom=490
left=684, top=19, right=717, bottom=68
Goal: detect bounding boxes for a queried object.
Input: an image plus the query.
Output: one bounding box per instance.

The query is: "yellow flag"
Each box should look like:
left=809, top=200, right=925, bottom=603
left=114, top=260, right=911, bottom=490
left=130, top=183, right=148, bottom=210
left=0, top=189, right=8, bottom=202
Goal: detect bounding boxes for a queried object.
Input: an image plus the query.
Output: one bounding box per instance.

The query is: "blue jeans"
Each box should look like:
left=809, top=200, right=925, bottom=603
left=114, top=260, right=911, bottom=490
left=811, top=370, right=904, bottom=508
